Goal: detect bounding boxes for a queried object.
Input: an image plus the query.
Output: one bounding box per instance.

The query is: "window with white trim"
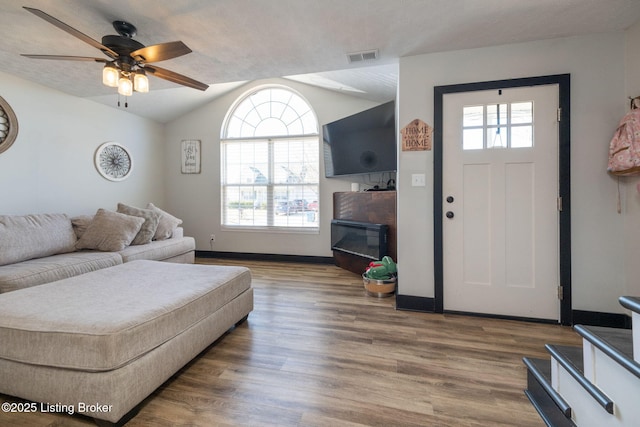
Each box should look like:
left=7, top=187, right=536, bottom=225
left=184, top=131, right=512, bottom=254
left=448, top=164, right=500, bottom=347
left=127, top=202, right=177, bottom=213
left=221, top=87, right=319, bottom=230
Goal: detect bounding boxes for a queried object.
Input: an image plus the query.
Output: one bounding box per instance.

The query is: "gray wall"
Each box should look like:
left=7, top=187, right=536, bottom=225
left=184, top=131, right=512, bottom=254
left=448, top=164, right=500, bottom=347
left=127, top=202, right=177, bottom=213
left=0, top=71, right=166, bottom=216
left=162, top=78, right=386, bottom=257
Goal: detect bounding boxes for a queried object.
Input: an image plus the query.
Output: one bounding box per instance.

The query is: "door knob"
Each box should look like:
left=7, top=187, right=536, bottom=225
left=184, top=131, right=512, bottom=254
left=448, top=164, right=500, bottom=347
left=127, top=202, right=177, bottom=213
left=446, top=211, right=454, bottom=219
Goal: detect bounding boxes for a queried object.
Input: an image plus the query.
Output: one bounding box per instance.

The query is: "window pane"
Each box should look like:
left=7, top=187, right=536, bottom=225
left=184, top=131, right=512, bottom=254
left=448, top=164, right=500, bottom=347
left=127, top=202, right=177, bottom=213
left=487, top=104, right=507, bottom=126
left=281, top=105, right=300, bottom=127
left=273, top=185, right=318, bottom=228
left=487, top=127, right=507, bottom=148
left=300, top=111, right=319, bottom=134
left=244, top=109, right=261, bottom=128
left=511, top=125, right=533, bottom=148
left=232, top=101, right=253, bottom=121
left=271, top=88, right=293, bottom=104
left=463, top=128, right=483, bottom=150
left=223, top=186, right=267, bottom=226
left=248, top=90, right=270, bottom=106
left=255, top=118, right=287, bottom=137
left=463, top=105, right=483, bottom=127
left=255, top=102, right=271, bottom=120
left=226, top=116, right=243, bottom=138
left=511, top=102, right=533, bottom=124
left=271, top=101, right=287, bottom=119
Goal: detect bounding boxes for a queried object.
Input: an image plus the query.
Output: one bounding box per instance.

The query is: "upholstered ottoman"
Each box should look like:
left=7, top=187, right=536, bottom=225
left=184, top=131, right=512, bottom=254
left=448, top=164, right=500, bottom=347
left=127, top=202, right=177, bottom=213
left=0, top=260, right=253, bottom=424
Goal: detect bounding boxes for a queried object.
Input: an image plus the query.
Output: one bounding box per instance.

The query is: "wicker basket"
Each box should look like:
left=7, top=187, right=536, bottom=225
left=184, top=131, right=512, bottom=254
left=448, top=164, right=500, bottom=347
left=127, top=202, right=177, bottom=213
left=362, top=274, right=396, bottom=297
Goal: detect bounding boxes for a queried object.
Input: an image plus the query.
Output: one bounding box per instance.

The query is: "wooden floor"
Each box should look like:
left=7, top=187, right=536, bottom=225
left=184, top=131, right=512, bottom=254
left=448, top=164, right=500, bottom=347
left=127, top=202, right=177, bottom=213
left=0, top=258, right=582, bottom=426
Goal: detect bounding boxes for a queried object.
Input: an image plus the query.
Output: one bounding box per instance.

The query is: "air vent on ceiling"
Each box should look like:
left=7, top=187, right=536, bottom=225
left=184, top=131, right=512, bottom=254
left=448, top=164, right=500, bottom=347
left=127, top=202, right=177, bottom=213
left=347, top=49, right=379, bottom=63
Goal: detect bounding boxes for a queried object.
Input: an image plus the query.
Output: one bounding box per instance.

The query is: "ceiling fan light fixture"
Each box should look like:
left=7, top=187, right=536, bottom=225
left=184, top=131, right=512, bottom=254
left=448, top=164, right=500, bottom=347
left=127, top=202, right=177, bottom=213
left=118, top=75, right=133, bottom=97
left=133, top=70, right=149, bottom=93
left=102, top=63, right=119, bottom=88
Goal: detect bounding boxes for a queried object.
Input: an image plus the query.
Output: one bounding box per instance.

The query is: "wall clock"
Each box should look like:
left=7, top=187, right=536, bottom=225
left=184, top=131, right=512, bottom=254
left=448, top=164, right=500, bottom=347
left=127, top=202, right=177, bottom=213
left=94, top=142, right=133, bottom=181
left=0, top=96, right=18, bottom=155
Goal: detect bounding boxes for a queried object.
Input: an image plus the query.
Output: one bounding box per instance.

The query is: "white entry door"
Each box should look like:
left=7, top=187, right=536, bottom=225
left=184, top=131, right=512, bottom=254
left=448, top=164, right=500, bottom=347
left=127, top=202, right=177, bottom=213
left=442, top=85, right=560, bottom=320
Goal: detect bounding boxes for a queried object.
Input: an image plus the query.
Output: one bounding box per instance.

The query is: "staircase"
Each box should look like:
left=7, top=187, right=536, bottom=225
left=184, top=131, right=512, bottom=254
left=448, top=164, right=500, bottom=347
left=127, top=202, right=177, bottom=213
left=523, top=296, right=640, bottom=426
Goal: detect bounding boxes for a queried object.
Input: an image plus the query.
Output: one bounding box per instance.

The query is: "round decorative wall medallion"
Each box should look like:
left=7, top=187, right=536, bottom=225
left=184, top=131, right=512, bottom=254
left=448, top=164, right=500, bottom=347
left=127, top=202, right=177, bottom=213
left=0, top=96, right=18, bottom=155
left=94, top=142, right=133, bottom=181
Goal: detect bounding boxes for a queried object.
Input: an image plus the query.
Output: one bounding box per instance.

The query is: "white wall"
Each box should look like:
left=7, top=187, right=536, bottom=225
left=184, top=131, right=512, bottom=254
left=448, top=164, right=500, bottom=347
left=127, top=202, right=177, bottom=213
left=163, top=78, right=382, bottom=256
left=623, top=20, right=640, bottom=298
left=0, top=71, right=165, bottom=216
left=397, top=33, right=629, bottom=313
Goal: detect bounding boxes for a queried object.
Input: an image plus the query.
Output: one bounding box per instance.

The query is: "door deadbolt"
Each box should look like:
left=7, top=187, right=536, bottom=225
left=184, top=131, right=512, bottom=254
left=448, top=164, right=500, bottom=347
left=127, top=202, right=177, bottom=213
left=446, top=196, right=454, bottom=203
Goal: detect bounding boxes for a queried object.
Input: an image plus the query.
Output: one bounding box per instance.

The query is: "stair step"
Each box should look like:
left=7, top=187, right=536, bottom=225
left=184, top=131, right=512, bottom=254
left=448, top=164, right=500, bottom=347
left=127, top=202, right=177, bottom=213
left=619, top=296, right=640, bottom=315
left=545, top=344, right=614, bottom=414
left=523, top=357, right=572, bottom=418
left=574, top=325, right=640, bottom=380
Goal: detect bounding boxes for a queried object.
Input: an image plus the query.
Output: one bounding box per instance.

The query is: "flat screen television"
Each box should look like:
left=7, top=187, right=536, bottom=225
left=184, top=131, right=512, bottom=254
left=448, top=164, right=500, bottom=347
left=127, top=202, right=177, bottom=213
left=322, top=100, right=396, bottom=178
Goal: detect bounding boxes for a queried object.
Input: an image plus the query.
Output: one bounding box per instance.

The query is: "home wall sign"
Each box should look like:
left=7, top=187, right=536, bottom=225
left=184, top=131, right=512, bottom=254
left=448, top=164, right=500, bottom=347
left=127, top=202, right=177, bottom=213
left=401, top=119, right=432, bottom=151
left=181, top=140, right=201, bottom=174
left=94, top=142, right=133, bottom=181
left=0, top=96, right=18, bottom=155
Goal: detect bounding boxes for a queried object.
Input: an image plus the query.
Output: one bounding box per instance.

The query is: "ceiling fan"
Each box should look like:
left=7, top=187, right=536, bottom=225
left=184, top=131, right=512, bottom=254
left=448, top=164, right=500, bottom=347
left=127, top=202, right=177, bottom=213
left=20, top=6, right=209, bottom=97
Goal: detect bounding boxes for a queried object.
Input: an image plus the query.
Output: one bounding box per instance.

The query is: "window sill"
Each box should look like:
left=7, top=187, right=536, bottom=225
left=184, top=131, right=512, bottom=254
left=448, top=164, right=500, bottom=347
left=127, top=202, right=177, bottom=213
left=221, top=225, right=320, bottom=235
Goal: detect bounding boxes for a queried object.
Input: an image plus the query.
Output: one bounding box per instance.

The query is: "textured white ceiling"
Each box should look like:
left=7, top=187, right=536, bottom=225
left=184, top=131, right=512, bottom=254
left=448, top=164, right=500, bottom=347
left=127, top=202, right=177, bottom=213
left=1, top=0, right=639, bottom=122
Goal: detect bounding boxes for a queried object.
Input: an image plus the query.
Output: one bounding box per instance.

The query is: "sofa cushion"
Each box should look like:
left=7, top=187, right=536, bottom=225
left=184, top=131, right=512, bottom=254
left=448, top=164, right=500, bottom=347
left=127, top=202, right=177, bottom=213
left=0, top=251, right=123, bottom=293
left=118, top=236, right=195, bottom=263
left=76, top=209, right=145, bottom=252
left=116, top=203, right=161, bottom=245
left=0, top=260, right=252, bottom=371
left=147, top=203, right=182, bottom=240
left=0, top=214, right=77, bottom=266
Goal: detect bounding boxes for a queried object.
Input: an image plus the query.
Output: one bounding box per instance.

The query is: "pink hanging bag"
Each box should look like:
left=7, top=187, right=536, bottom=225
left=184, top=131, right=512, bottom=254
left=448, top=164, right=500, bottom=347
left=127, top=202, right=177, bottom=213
left=608, top=108, right=640, bottom=176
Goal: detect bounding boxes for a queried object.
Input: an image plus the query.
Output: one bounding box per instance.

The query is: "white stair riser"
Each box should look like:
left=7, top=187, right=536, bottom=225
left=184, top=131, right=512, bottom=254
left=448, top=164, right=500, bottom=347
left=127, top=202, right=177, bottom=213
left=583, top=340, right=595, bottom=382
left=591, top=346, right=640, bottom=426
left=553, top=363, right=617, bottom=426
left=633, top=312, right=639, bottom=363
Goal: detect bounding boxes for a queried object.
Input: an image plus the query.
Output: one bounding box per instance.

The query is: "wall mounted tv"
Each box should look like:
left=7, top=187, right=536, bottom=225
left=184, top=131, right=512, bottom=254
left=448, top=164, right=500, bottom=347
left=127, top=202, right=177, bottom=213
left=322, top=100, right=396, bottom=178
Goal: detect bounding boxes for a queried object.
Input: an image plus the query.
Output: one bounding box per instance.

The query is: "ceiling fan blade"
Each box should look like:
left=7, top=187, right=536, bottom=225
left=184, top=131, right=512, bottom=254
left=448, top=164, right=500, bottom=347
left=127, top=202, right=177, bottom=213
left=130, top=41, right=192, bottom=63
left=21, top=54, right=108, bottom=63
left=144, top=65, right=208, bottom=91
left=23, top=7, right=119, bottom=59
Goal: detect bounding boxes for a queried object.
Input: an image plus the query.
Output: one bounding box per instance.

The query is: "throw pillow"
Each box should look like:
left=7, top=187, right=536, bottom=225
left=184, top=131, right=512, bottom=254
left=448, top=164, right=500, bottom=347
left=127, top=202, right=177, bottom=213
left=147, top=203, right=183, bottom=240
left=70, top=215, right=94, bottom=239
left=76, top=209, right=145, bottom=252
left=116, top=203, right=161, bottom=245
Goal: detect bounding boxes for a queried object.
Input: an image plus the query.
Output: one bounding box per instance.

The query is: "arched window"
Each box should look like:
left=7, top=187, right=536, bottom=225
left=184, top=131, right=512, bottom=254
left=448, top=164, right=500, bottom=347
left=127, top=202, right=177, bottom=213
left=221, top=86, right=319, bottom=230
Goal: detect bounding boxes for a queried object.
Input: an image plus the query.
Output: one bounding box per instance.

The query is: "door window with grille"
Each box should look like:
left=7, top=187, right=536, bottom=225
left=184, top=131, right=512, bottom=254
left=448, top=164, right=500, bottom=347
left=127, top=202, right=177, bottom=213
left=462, top=101, right=533, bottom=150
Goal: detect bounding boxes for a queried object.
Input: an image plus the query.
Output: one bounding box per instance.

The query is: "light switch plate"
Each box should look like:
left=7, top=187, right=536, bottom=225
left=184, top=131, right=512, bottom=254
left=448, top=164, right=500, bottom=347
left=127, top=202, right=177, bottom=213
left=411, top=173, right=426, bottom=187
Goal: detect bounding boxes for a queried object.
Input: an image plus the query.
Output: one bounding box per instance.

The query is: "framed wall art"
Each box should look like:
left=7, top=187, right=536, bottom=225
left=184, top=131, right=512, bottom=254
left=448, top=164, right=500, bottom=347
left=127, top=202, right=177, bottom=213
left=181, top=140, right=201, bottom=174
left=0, top=96, right=18, bottom=155
left=95, top=142, right=133, bottom=181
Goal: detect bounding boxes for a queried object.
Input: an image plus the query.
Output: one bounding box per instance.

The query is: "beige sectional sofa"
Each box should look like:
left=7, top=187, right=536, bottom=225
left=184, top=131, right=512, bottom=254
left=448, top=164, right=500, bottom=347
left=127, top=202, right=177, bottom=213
left=0, top=205, right=196, bottom=293
left=0, top=206, right=254, bottom=425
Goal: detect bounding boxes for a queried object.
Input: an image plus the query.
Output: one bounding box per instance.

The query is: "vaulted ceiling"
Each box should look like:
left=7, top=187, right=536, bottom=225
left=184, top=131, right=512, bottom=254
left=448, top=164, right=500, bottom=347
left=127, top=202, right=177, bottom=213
left=1, top=0, right=640, bottom=122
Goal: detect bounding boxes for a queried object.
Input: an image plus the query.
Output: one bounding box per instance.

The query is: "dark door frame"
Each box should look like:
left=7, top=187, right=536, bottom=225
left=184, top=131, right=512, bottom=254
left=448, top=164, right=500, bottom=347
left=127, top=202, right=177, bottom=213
left=433, top=74, right=571, bottom=325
